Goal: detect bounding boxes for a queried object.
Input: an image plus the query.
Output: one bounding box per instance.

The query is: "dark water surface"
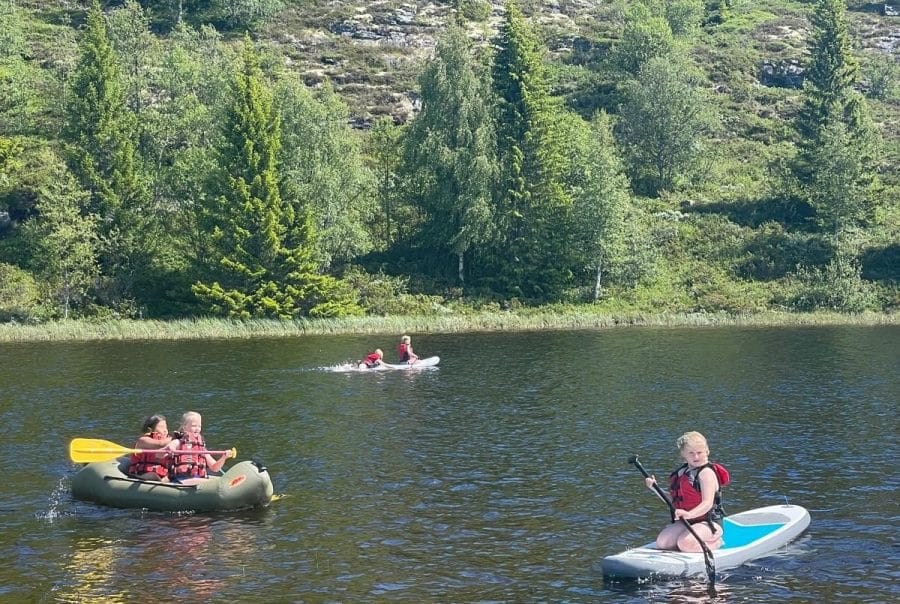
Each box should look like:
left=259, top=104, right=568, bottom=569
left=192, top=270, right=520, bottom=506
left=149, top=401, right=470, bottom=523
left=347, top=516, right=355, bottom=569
left=1, top=326, right=897, bottom=602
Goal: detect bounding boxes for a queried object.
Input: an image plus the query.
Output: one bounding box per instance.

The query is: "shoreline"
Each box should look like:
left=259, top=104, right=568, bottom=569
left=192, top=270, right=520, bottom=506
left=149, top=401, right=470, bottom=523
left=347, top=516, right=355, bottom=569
left=0, top=310, right=896, bottom=343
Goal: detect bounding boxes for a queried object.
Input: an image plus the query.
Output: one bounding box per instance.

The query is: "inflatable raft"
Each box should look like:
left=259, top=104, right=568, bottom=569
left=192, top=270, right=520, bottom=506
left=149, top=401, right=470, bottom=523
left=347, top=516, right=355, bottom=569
left=602, top=504, right=810, bottom=579
left=71, top=458, right=274, bottom=512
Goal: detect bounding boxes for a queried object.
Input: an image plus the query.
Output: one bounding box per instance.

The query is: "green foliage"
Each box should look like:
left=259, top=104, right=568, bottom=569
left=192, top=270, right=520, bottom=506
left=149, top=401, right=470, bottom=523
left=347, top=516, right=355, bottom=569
left=616, top=56, right=714, bottom=196
left=568, top=111, right=632, bottom=299
left=489, top=2, right=575, bottom=299
left=0, top=262, right=40, bottom=322
left=738, top=221, right=829, bottom=280
left=861, top=52, right=900, bottom=103
left=0, top=1, right=34, bottom=134
left=213, top=0, right=282, bottom=30
left=64, top=0, right=153, bottom=308
left=341, top=266, right=443, bottom=316
left=783, top=253, right=878, bottom=312
left=790, top=0, right=880, bottom=251
left=366, top=116, right=408, bottom=248
left=20, top=148, right=99, bottom=318
left=611, top=12, right=676, bottom=75
left=402, top=23, right=497, bottom=287
left=275, top=78, right=375, bottom=269
left=456, top=0, right=492, bottom=22
left=194, top=37, right=359, bottom=319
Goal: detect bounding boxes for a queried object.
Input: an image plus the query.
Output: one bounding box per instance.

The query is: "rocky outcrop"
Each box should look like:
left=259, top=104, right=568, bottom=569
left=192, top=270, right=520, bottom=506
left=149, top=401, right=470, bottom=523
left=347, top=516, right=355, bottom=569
left=759, top=59, right=804, bottom=89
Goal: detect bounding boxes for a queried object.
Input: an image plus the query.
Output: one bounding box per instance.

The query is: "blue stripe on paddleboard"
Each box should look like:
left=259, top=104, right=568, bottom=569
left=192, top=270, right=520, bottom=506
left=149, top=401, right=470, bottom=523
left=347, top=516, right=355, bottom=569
left=721, top=519, right=786, bottom=549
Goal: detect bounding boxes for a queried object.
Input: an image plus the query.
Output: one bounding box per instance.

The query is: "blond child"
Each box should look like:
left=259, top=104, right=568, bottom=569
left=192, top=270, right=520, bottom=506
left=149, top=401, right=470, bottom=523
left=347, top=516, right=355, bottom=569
left=644, top=431, right=729, bottom=552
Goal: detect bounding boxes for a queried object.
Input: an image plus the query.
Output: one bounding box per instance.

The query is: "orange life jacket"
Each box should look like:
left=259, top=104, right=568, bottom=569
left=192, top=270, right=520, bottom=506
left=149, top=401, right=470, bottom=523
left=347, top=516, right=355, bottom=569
left=669, top=462, right=729, bottom=523
left=169, top=432, right=208, bottom=479
left=127, top=432, right=170, bottom=479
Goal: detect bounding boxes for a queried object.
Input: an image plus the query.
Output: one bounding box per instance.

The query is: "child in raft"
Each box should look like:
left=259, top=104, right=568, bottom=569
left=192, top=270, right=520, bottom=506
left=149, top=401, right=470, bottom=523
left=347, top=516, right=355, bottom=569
left=168, top=411, right=233, bottom=484
left=127, top=413, right=175, bottom=482
left=643, top=431, right=729, bottom=552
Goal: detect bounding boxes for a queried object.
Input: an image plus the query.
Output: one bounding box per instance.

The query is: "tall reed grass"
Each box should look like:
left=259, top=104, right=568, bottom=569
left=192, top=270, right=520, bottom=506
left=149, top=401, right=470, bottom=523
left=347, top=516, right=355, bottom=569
left=0, top=310, right=895, bottom=342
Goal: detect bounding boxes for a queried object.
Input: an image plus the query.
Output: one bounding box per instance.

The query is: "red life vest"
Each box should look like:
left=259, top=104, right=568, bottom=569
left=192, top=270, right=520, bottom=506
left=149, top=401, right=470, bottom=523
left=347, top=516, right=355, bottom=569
left=364, top=352, right=381, bottom=367
left=127, top=431, right=170, bottom=479
left=169, top=432, right=208, bottom=479
left=669, top=462, right=729, bottom=523
left=398, top=343, right=410, bottom=362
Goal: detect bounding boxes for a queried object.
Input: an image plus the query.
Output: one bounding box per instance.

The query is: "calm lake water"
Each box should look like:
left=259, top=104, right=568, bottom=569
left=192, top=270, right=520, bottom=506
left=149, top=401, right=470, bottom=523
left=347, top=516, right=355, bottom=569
left=1, top=326, right=897, bottom=602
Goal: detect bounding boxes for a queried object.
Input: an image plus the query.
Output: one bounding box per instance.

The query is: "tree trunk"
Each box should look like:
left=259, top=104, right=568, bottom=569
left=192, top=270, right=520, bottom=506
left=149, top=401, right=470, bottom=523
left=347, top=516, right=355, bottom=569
left=592, top=262, right=603, bottom=302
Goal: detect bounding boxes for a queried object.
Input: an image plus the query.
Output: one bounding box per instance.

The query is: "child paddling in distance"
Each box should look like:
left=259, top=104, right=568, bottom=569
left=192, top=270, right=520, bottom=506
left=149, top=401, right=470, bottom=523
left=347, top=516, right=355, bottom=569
left=168, top=411, right=233, bottom=485
left=358, top=348, right=384, bottom=369
left=643, top=431, right=729, bottom=552
left=397, top=335, right=419, bottom=364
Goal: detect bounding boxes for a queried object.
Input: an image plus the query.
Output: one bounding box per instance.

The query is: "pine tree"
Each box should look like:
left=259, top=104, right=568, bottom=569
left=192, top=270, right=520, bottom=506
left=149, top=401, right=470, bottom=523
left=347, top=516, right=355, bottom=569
left=64, top=0, right=152, bottom=308
left=193, top=37, right=358, bottom=319
left=402, top=23, right=497, bottom=288
left=22, top=151, right=99, bottom=318
left=793, top=0, right=879, bottom=241
left=490, top=1, right=572, bottom=299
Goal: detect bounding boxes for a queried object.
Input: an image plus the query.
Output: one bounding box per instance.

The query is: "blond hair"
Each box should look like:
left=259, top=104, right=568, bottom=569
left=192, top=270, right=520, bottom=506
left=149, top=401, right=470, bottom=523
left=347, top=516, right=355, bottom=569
left=180, top=410, right=202, bottom=430
left=400, top=335, right=411, bottom=344
left=676, top=431, right=708, bottom=451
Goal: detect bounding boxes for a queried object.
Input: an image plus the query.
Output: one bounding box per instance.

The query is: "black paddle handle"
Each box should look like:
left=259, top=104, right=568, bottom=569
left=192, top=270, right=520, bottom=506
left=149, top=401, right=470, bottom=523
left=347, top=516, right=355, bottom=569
left=629, top=454, right=675, bottom=522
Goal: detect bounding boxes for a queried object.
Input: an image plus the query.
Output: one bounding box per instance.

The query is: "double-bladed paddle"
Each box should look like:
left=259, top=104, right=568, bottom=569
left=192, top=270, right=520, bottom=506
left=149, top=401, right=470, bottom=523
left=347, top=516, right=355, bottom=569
left=69, top=437, right=236, bottom=464
left=629, top=454, right=717, bottom=587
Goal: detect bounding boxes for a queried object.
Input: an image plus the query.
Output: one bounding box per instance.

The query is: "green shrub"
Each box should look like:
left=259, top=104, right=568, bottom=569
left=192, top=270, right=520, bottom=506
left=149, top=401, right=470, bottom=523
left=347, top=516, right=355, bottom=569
left=782, top=256, right=879, bottom=312
left=342, top=266, right=444, bottom=315
left=0, top=262, right=40, bottom=322
left=458, top=0, right=491, bottom=22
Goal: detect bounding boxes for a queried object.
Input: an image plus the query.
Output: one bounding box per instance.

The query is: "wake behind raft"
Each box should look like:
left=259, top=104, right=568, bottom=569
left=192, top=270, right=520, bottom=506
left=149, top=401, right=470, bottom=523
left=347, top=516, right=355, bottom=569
left=71, top=459, right=274, bottom=513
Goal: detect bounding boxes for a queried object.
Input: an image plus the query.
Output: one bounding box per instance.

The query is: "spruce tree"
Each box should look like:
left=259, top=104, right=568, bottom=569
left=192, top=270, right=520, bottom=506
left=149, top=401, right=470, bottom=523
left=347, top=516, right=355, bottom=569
left=490, top=1, right=572, bottom=299
left=793, top=0, right=879, bottom=241
left=64, top=0, right=153, bottom=308
left=402, top=23, right=497, bottom=288
left=193, top=37, right=358, bottom=319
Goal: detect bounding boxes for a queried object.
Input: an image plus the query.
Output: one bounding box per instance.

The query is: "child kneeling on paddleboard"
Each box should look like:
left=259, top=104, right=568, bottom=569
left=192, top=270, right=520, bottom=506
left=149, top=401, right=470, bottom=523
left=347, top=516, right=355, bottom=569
left=644, top=431, right=729, bottom=553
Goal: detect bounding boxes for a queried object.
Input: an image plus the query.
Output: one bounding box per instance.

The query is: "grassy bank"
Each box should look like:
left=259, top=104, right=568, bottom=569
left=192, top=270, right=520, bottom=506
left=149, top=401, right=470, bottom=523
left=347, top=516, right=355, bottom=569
left=0, top=310, right=895, bottom=343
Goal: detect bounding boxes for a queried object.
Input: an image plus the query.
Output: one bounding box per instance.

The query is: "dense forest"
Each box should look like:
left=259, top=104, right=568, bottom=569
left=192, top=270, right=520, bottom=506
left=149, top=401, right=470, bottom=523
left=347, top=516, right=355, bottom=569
left=0, top=0, right=897, bottom=322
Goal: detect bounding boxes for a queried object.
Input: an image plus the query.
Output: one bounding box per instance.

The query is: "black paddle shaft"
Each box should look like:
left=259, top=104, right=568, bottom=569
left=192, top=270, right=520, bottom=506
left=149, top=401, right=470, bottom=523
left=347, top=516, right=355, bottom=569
left=629, top=455, right=676, bottom=521
left=628, top=454, right=717, bottom=586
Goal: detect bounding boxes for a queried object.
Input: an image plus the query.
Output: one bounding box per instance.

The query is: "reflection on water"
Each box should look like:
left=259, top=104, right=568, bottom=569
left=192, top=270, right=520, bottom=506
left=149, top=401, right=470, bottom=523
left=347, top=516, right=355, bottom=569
left=1, top=327, right=897, bottom=601
left=60, top=535, right=128, bottom=603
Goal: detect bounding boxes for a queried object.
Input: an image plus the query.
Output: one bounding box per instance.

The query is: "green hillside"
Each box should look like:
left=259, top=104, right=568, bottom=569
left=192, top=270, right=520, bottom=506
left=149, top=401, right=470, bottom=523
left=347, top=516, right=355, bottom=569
left=0, top=0, right=897, bottom=322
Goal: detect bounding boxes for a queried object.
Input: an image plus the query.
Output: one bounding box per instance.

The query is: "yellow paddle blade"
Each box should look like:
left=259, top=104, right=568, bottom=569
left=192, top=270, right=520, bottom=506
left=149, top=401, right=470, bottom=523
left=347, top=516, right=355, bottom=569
left=69, top=438, right=135, bottom=463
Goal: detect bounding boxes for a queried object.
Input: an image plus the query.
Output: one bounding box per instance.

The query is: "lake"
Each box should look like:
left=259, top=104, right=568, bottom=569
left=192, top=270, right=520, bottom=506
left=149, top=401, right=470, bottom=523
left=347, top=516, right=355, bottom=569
left=1, top=326, right=897, bottom=602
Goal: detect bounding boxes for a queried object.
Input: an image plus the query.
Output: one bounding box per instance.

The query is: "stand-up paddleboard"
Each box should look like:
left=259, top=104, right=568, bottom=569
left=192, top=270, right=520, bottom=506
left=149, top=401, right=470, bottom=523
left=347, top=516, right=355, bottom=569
left=371, top=356, right=440, bottom=370
left=602, top=504, right=810, bottom=579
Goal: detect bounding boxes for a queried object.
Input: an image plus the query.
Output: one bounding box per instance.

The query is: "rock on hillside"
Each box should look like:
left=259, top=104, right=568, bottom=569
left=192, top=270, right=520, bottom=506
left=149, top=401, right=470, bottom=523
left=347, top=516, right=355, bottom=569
left=263, top=1, right=897, bottom=127
left=264, top=1, right=611, bottom=125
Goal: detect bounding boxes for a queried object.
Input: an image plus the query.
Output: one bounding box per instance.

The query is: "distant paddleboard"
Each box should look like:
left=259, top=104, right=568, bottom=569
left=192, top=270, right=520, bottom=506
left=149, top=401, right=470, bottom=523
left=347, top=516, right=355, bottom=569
left=326, top=356, right=440, bottom=372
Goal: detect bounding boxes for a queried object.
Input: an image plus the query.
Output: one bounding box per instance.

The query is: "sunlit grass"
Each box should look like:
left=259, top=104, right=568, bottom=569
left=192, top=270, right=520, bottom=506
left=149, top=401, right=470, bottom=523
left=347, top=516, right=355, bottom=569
left=0, top=310, right=894, bottom=343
